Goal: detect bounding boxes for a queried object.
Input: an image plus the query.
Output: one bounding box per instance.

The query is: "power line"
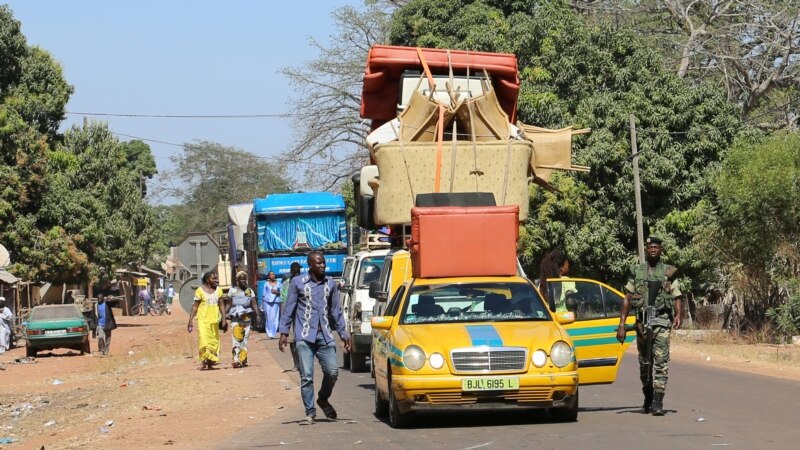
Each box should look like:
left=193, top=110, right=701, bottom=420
left=67, top=111, right=298, bottom=119
left=108, top=130, right=353, bottom=168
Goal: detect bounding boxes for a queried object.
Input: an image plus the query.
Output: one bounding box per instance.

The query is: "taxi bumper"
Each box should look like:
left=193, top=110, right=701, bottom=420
left=390, top=371, right=578, bottom=413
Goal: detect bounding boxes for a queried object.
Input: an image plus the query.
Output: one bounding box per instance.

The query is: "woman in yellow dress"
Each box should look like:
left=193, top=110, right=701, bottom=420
left=187, top=271, right=228, bottom=369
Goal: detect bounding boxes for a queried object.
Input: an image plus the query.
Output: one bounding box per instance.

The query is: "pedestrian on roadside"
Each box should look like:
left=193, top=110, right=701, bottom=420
left=225, top=271, right=260, bottom=368
left=281, top=262, right=303, bottom=371
left=138, top=287, right=152, bottom=315
left=279, top=252, right=351, bottom=424
left=95, top=293, right=117, bottom=356
left=616, top=236, right=684, bottom=416
left=0, top=296, right=12, bottom=354
left=262, top=271, right=282, bottom=338
left=166, top=283, right=175, bottom=315
left=188, top=271, right=227, bottom=370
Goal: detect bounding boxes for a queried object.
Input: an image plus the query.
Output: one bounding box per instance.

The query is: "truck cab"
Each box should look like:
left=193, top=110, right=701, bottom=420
left=340, top=242, right=390, bottom=372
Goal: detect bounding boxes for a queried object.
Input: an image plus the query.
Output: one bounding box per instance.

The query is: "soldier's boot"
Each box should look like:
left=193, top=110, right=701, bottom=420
left=651, top=391, right=665, bottom=416
left=641, top=386, right=653, bottom=414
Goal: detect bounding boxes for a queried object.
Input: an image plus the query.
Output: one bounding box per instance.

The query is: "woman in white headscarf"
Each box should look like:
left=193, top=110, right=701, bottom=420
left=226, top=271, right=260, bottom=367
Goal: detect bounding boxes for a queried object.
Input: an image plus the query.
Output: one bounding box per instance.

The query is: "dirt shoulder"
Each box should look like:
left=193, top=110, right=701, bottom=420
left=0, top=306, right=295, bottom=449
left=670, top=332, right=800, bottom=382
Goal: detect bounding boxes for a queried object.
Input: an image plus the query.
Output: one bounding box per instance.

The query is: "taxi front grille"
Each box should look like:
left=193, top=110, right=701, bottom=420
left=424, top=388, right=553, bottom=405
left=451, top=348, right=527, bottom=373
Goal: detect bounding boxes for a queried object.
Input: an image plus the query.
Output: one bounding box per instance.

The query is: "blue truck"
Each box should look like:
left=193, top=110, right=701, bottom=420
left=245, top=192, right=348, bottom=307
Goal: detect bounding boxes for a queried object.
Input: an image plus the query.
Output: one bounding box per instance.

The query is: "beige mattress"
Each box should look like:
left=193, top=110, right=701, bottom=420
left=372, top=140, right=532, bottom=224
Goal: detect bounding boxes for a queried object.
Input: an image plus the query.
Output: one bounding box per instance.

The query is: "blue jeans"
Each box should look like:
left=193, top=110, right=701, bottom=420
left=296, top=333, right=338, bottom=417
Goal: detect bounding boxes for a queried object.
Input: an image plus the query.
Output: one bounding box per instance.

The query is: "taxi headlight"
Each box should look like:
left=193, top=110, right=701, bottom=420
left=550, top=341, right=574, bottom=368
left=532, top=349, right=548, bottom=368
left=429, top=352, right=445, bottom=369
left=403, top=345, right=426, bottom=371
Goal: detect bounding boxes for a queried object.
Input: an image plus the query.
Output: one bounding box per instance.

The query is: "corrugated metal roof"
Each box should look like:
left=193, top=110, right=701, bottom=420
left=0, top=269, right=19, bottom=284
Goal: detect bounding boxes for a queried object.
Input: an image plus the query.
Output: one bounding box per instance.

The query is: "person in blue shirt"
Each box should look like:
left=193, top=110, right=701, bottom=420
left=138, top=288, right=152, bottom=316
left=279, top=251, right=351, bottom=424
left=262, top=271, right=282, bottom=338
left=96, top=293, right=117, bottom=356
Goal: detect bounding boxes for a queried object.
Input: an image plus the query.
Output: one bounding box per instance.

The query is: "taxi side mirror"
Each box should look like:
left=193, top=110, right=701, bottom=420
left=555, top=311, right=575, bottom=325
left=371, top=316, right=392, bottom=330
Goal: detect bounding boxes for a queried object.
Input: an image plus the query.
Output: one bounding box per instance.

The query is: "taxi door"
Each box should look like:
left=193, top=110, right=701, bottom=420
left=371, top=284, right=406, bottom=384
left=549, top=278, right=636, bottom=385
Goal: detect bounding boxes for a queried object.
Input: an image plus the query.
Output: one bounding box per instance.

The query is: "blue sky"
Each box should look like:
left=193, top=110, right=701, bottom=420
left=4, top=0, right=362, bottom=200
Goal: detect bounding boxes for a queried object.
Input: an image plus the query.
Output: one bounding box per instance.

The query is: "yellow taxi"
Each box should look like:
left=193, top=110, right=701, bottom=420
left=371, top=275, right=634, bottom=428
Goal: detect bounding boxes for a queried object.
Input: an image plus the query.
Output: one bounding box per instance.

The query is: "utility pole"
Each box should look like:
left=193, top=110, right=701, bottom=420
left=630, top=114, right=644, bottom=264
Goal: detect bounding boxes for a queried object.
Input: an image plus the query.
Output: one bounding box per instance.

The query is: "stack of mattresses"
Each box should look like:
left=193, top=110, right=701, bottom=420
left=367, top=74, right=532, bottom=224
left=362, top=46, right=589, bottom=227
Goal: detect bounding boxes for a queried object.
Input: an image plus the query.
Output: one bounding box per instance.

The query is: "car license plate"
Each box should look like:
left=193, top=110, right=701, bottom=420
left=462, top=376, right=519, bottom=391
left=45, top=329, right=67, bottom=335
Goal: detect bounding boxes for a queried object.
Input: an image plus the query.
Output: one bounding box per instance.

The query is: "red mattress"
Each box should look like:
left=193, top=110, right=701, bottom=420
left=361, top=45, right=519, bottom=129
left=409, top=206, right=519, bottom=278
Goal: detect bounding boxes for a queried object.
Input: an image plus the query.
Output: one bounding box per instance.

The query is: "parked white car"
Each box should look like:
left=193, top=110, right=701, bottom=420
left=339, top=248, right=389, bottom=372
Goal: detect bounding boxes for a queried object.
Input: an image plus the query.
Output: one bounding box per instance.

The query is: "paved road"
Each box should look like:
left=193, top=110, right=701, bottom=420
left=218, top=337, right=800, bottom=449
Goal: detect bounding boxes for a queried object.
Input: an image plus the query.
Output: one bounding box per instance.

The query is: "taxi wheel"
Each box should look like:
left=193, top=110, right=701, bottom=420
left=374, top=381, right=388, bottom=417
left=370, top=352, right=375, bottom=379
left=81, top=341, right=90, bottom=355
left=550, top=389, right=579, bottom=423
left=350, top=352, right=368, bottom=373
left=388, top=372, right=411, bottom=428
left=26, top=345, right=37, bottom=358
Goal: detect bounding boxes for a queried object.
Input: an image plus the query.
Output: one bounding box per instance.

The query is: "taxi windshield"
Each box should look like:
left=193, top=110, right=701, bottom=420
left=400, top=281, right=550, bottom=324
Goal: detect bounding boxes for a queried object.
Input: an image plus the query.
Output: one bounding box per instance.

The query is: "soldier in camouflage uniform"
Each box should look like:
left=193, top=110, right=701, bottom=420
left=616, top=236, right=683, bottom=416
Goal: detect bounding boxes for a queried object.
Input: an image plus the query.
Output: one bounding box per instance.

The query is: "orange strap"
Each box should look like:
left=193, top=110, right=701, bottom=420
left=416, top=47, right=436, bottom=94
left=434, top=105, right=444, bottom=192
left=417, top=47, right=443, bottom=192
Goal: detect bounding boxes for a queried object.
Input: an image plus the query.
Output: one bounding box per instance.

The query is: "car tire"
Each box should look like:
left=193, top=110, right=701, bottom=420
left=81, top=340, right=90, bottom=355
left=550, top=389, right=579, bottom=423
left=342, top=351, right=351, bottom=370
left=370, top=351, right=375, bottom=379
left=374, top=380, right=389, bottom=417
left=26, top=346, right=36, bottom=358
left=350, top=352, right=367, bottom=373
left=388, top=371, right=411, bottom=428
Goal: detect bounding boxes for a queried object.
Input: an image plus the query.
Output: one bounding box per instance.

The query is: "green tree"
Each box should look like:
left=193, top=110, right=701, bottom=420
left=694, top=132, right=800, bottom=325
left=570, top=1, right=800, bottom=129
left=0, top=5, right=74, bottom=280
left=166, top=141, right=293, bottom=238
left=391, top=0, right=741, bottom=287
left=38, top=123, right=161, bottom=284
